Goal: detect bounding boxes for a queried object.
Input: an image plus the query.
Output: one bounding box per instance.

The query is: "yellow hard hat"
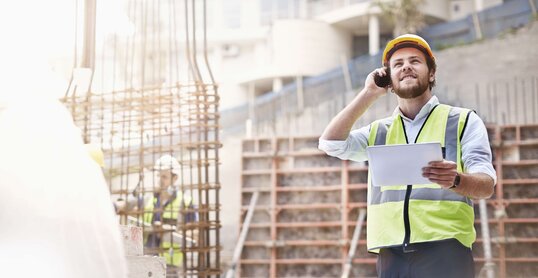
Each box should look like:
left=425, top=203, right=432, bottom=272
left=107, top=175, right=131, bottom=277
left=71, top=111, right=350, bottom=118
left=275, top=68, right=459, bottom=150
left=85, top=143, right=105, bottom=167
left=381, top=34, right=435, bottom=66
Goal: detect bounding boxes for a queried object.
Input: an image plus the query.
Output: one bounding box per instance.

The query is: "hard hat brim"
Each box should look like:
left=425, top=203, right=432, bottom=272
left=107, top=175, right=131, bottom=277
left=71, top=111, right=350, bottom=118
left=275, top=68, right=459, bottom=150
left=382, top=35, right=435, bottom=66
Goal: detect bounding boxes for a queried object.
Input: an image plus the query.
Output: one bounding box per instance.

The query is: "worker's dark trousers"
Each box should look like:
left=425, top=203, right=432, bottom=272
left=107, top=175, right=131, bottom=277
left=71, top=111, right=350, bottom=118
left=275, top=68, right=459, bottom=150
left=376, top=239, right=474, bottom=278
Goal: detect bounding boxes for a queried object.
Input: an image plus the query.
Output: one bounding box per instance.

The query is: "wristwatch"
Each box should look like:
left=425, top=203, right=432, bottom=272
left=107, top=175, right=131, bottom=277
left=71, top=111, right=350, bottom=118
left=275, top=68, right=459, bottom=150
left=449, top=173, right=461, bottom=189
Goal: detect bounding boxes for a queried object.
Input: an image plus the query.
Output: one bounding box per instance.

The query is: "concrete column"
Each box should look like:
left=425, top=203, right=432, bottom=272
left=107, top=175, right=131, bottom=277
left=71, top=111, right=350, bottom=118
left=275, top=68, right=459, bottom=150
left=368, top=14, right=380, bottom=56
left=82, top=0, right=96, bottom=69
left=214, top=0, right=224, bottom=32
left=474, top=0, right=484, bottom=12
left=248, top=82, right=256, bottom=120
left=296, top=76, right=304, bottom=111
left=472, top=0, right=483, bottom=40
left=299, top=0, right=308, bottom=18
left=247, top=82, right=256, bottom=138
left=273, top=77, right=283, bottom=92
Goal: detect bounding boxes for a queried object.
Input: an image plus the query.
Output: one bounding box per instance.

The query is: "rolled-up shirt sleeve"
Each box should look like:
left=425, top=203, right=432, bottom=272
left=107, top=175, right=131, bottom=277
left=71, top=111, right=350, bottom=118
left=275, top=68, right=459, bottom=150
left=318, top=125, right=371, bottom=162
left=461, top=112, right=497, bottom=184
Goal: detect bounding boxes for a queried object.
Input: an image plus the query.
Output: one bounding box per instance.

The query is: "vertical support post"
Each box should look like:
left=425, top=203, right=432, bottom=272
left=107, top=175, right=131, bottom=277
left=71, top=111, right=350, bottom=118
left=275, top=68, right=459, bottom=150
left=299, top=0, right=308, bottom=18
left=225, top=191, right=260, bottom=278
left=273, top=78, right=283, bottom=93
left=341, top=209, right=367, bottom=278
left=472, top=0, right=483, bottom=40
left=82, top=0, right=96, bottom=69
left=296, top=76, right=304, bottom=112
left=270, top=138, right=278, bottom=278
left=340, top=160, right=350, bottom=274
left=528, top=0, right=537, bottom=16
left=340, top=55, right=352, bottom=108
left=479, top=199, right=495, bottom=278
left=494, top=126, right=506, bottom=278
left=248, top=82, right=256, bottom=137
left=368, top=14, right=380, bottom=56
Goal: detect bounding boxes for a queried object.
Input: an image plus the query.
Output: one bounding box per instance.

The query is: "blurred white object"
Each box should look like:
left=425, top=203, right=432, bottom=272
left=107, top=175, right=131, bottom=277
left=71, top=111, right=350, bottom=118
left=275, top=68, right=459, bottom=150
left=0, top=98, right=127, bottom=278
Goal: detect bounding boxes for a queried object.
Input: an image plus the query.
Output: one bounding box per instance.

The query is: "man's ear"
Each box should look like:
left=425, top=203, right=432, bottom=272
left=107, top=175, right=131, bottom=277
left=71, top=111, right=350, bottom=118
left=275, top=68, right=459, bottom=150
left=172, top=174, right=178, bottom=182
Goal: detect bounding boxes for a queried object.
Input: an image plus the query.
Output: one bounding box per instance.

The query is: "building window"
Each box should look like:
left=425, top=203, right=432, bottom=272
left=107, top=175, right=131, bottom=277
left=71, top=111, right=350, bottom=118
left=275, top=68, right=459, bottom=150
left=260, top=0, right=300, bottom=26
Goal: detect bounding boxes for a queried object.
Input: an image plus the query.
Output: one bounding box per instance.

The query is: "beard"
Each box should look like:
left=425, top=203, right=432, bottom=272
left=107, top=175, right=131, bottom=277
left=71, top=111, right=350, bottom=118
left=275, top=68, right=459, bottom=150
left=393, top=74, right=430, bottom=99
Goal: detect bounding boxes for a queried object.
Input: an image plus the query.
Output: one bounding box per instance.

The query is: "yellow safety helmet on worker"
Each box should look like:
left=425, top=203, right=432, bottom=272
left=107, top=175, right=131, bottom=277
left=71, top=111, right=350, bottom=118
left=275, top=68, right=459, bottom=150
left=382, top=34, right=435, bottom=65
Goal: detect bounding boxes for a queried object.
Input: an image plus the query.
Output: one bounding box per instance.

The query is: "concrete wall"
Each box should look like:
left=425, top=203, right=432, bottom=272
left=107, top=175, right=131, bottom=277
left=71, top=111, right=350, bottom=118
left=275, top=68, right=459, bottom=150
left=422, top=0, right=451, bottom=21
left=450, top=0, right=505, bottom=20
left=218, top=134, right=244, bottom=265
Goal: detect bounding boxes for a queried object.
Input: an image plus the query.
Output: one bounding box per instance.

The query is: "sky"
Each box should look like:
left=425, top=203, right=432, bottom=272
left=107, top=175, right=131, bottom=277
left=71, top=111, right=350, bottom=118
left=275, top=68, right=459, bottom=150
left=0, top=0, right=132, bottom=101
left=0, top=1, right=70, bottom=100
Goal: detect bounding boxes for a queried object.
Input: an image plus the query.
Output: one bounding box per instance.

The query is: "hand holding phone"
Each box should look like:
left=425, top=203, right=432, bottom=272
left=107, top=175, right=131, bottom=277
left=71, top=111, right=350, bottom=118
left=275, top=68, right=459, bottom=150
left=374, top=67, right=391, bottom=88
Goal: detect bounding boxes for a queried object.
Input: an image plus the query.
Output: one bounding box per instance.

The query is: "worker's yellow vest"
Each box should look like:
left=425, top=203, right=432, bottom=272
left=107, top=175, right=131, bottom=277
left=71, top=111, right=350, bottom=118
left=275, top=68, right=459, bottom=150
left=366, top=104, right=475, bottom=253
left=143, top=193, right=192, bottom=266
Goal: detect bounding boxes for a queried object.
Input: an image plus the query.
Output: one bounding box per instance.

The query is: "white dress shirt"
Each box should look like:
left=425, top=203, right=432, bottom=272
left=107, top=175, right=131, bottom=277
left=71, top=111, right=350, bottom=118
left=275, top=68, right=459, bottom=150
left=318, top=96, right=497, bottom=183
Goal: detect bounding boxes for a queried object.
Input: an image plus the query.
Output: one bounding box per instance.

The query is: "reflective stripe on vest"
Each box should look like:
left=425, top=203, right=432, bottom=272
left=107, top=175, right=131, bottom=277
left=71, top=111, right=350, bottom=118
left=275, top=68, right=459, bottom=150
left=366, top=104, right=475, bottom=253
left=143, top=192, right=192, bottom=266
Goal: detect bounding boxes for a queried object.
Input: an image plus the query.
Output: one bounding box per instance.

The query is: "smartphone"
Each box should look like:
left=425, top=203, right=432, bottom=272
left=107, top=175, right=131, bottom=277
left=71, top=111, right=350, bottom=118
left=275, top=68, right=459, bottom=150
left=374, top=67, right=391, bottom=88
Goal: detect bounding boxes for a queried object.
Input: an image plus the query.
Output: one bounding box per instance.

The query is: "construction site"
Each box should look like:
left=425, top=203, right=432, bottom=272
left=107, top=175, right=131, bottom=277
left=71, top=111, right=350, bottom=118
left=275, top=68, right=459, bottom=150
left=1, top=0, right=538, bottom=277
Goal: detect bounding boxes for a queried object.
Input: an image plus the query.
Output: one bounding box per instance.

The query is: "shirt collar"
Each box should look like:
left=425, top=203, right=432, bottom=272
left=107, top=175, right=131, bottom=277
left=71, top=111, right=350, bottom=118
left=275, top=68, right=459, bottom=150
left=393, top=96, right=439, bottom=122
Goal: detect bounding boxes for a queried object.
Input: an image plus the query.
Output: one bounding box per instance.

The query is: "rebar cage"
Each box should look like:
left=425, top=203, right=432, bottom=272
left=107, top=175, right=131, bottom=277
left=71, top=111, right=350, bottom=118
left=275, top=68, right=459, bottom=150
left=64, top=81, right=220, bottom=277
left=61, top=0, right=221, bottom=276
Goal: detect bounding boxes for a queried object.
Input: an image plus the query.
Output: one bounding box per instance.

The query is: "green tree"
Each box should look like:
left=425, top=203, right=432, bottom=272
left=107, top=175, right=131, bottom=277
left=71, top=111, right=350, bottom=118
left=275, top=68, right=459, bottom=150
left=374, top=0, right=426, bottom=36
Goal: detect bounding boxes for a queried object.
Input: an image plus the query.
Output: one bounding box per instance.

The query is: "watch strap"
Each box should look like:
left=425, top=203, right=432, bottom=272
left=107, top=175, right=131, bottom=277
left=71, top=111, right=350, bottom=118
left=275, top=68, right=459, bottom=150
left=449, top=173, right=461, bottom=189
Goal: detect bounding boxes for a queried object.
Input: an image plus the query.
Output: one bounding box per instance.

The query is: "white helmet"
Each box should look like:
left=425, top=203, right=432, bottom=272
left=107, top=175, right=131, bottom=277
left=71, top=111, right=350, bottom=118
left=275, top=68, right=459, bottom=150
left=153, top=154, right=180, bottom=175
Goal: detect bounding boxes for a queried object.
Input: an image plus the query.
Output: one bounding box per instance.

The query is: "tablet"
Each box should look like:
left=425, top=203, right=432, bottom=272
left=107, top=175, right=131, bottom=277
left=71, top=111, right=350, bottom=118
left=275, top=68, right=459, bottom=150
left=366, top=142, right=443, bottom=186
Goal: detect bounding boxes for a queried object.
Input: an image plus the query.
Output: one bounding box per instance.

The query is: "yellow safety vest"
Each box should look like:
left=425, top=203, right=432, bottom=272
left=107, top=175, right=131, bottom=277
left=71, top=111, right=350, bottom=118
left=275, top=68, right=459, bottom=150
left=366, top=104, right=475, bottom=253
left=143, top=192, right=192, bottom=266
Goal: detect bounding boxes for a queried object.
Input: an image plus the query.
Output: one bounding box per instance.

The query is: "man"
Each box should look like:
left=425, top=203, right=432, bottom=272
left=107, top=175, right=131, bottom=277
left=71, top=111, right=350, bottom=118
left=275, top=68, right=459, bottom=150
left=144, top=154, right=198, bottom=270
left=116, top=154, right=197, bottom=274
left=319, top=34, right=496, bottom=278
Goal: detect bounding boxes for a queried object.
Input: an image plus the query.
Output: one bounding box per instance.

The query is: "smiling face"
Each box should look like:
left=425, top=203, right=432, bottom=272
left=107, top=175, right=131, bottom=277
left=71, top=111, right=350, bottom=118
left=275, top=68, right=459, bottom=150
left=389, top=47, right=435, bottom=99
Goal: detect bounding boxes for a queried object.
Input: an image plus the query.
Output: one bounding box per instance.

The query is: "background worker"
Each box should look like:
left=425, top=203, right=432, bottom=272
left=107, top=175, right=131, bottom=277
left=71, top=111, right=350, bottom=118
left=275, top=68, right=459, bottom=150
left=319, top=34, right=496, bottom=278
left=116, top=154, right=198, bottom=274
left=145, top=154, right=198, bottom=265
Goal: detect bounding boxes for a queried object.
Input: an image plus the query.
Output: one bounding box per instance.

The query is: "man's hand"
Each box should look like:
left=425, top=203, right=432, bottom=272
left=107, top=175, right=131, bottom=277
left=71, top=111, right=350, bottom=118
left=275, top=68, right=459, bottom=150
left=422, top=160, right=457, bottom=189
left=365, top=68, right=390, bottom=98
left=115, top=199, right=127, bottom=213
